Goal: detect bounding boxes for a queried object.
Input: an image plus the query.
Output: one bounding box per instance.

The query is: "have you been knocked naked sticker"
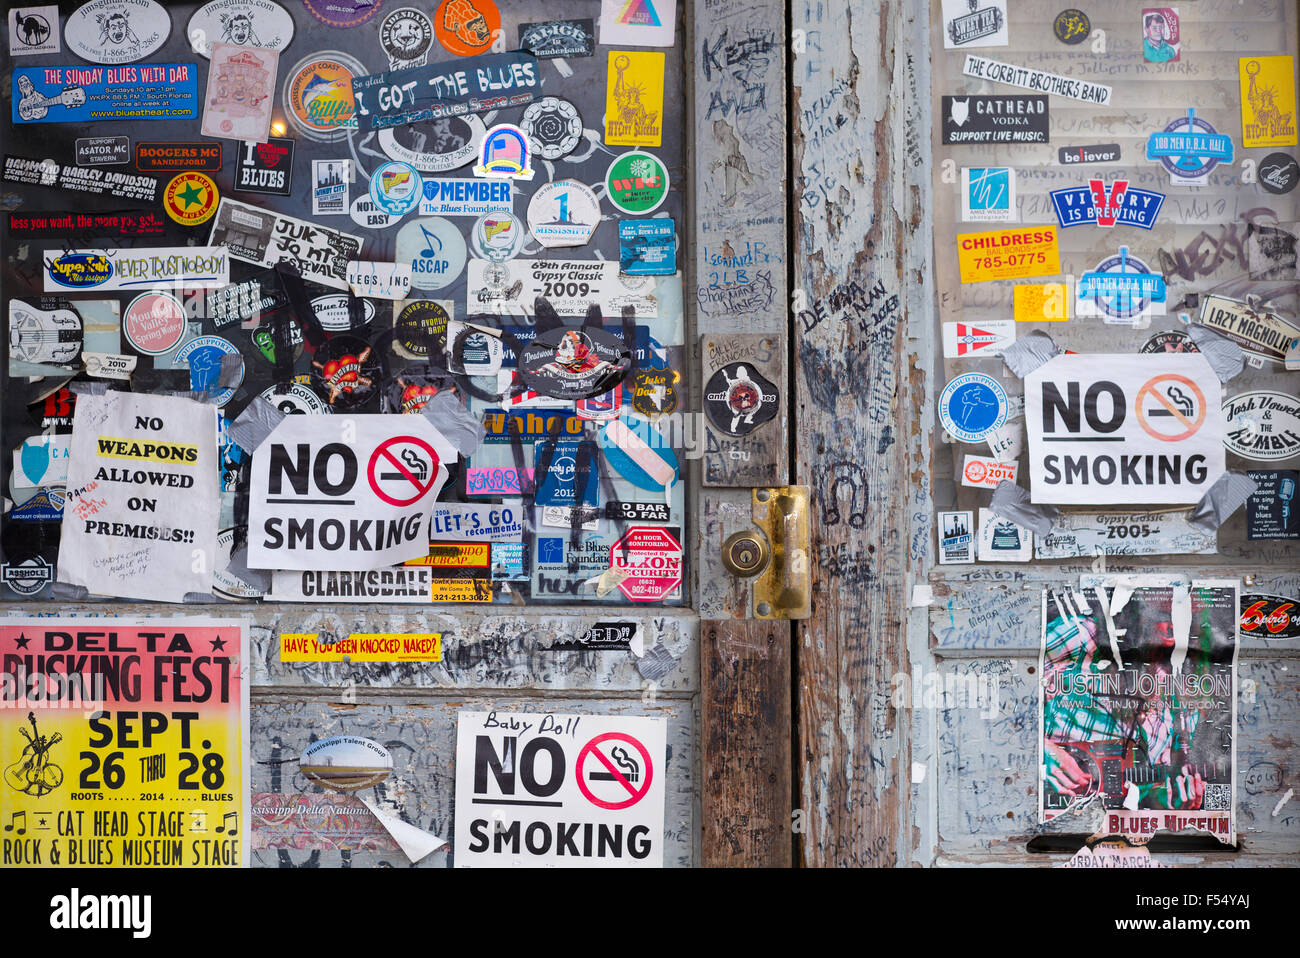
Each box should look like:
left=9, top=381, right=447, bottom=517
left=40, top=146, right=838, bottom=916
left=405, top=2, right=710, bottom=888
left=1, top=618, right=249, bottom=867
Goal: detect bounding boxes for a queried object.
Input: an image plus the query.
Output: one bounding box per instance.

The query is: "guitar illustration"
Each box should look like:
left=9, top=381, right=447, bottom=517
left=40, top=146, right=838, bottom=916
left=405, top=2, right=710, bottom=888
left=4, top=712, right=64, bottom=797
left=16, top=75, right=87, bottom=121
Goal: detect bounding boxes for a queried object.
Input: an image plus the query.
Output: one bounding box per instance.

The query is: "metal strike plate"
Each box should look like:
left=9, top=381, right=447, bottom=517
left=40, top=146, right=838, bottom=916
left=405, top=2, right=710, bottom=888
left=751, top=486, right=811, bottom=620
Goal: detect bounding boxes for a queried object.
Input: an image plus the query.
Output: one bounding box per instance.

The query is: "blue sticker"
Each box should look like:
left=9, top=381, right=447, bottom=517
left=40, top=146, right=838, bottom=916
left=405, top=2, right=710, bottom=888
left=174, top=335, right=243, bottom=407
left=619, top=218, right=677, bottom=275
left=939, top=373, right=1008, bottom=444
left=13, top=64, right=199, bottom=125
left=1049, top=180, right=1165, bottom=230
left=482, top=408, right=585, bottom=443
left=537, top=537, right=565, bottom=564
left=491, top=542, right=528, bottom=581
left=1077, top=247, right=1166, bottom=323
left=1146, top=108, right=1234, bottom=183
left=599, top=416, right=679, bottom=491
left=10, top=489, right=64, bottom=521
left=533, top=439, right=600, bottom=507
left=351, top=52, right=541, bottom=132
left=370, top=161, right=423, bottom=216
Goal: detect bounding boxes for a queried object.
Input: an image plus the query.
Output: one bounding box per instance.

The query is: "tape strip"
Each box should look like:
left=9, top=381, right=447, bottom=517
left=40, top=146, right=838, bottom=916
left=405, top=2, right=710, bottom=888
left=419, top=390, right=484, bottom=457
left=1186, top=325, right=1245, bottom=382
left=605, top=420, right=676, bottom=488
left=1188, top=471, right=1258, bottom=531
left=1001, top=330, right=1058, bottom=378
left=218, top=351, right=243, bottom=388
left=227, top=394, right=287, bottom=454
left=50, top=581, right=89, bottom=600
left=67, top=381, right=108, bottom=396
left=989, top=480, right=1059, bottom=536
left=636, top=641, right=678, bottom=681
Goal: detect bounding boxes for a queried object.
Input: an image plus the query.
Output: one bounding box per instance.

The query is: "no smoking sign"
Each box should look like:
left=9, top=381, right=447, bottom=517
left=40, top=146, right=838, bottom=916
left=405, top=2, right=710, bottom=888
left=576, top=732, right=654, bottom=810
left=367, top=435, right=440, bottom=506
left=1136, top=374, right=1206, bottom=442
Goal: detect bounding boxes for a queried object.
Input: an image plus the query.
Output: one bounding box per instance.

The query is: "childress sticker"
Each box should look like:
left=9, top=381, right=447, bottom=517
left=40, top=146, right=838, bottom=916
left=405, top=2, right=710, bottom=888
left=599, top=417, right=679, bottom=491
left=605, top=151, right=669, bottom=215
left=311, top=293, right=376, bottom=332
left=939, top=372, right=1008, bottom=444
left=518, top=327, right=631, bottom=400
left=123, top=291, right=187, bottom=355
left=470, top=209, right=527, bottom=261
left=186, top=0, right=296, bottom=58
left=521, top=97, right=584, bottom=160
left=396, top=217, right=467, bottom=291
left=282, top=51, right=366, bottom=142
left=394, top=299, right=451, bottom=359
left=260, top=381, right=327, bottom=414
left=310, top=334, right=383, bottom=408
left=704, top=362, right=780, bottom=436
left=163, top=172, right=219, bottom=226
left=1053, top=9, right=1090, bottom=44
left=434, top=0, right=499, bottom=57
left=302, top=0, right=385, bottom=27
left=1259, top=153, right=1300, bottom=195
left=1222, top=391, right=1300, bottom=462
left=474, top=123, right=536, bottom=181
left=378, top=114, right=486, bottom=172
left=527, top=179, right=600, bottom=248
left=173, top=334, right=244, bottom=406
left=379, top=7, right=434, bottom=69
left=65, top=0, right=171, bottom=65
left=369, top=160, right=424, bottom=216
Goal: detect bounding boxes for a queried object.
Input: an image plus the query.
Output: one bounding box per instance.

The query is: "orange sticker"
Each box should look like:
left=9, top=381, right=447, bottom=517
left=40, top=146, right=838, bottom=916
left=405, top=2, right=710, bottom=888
left=163, top=172, right=219, bottom=226
left=434, top=0, right=500, bottom=57
left=1014, top=283, right=1070, bottom=322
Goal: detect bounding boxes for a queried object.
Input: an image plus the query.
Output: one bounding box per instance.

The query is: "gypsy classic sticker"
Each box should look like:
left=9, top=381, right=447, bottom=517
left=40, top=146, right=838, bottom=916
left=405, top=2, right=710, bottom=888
left=605, top=50, right=664, bottom=147
left=282, top=51, right=366, bottom=142
left=1053, top=9, right=1090, bottom=45
left=956, top=226, right=1060, bottom=283
left=1259, top=153, right=1300, bottom=195
left=310, top=334, right=383, bottom=408
left=1076, top=247, right=1166, bottom=324
left=941, top=95, right=1049, bottom=145
left=8, top=6, right=60, bottom=56
left=474, top=124, right=535, bottom=180
left=370, top=160, right=423, bottom=216
left=186, top=0, right=296, bottom=58
left=396, top=217, right=467, bottom=291
left=1141, top=8, right=1179, bottom=63
left=1222, top=392, right=1300, bottom=462
left=434, top=0, right=499, bottom=58
left=521, top=97, right=584, bottom=160
left=174, top=335, right=243, bottom=406
left=234, top=137, right=293, bottom=194
left=65, top=0, right=170, bottom=65
left=123, top=291, right=187, bottom=355
left=606, top=151, right=669, bottom=214
left=939, top=372, right=1008, bottom=444
left=519, top=327, right=631, bottom=400
left=527, top=180, right=600, bottom=247
left=379, top=6, right=433, bottom=69
left=1146, top=109, right=1235, bottom=186
left=1239, top=56, right=1297, bottom=149
left=163, top=172, right=220, bottom=226
left=704, top=362, right=779, bottom=436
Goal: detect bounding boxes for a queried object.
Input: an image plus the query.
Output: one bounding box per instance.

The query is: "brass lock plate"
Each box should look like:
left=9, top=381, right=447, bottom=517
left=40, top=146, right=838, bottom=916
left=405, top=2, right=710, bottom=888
left=750, top=486, right=810, bottom=620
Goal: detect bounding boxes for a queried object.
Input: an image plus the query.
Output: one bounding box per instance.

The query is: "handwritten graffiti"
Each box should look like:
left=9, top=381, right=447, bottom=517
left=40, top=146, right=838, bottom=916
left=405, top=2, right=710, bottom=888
left=814, top=461, right=868, bottom=528
left=1157, top=207, right=1297, bottom=282
left=696, top=268, right=776, bottom=315
left=702, top=28, right=777, bottom=120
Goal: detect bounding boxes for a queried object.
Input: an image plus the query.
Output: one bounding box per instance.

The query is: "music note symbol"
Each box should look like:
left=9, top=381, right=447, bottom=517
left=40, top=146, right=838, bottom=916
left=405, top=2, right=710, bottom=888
left=4, top=811, right=26, bottom=835
left=215, top=811, right=237, bottom=837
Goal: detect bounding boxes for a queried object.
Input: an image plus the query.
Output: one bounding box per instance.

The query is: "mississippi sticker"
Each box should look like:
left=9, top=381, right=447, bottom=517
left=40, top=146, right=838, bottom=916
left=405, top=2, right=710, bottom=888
left=527, top=179, right=600, bottom=247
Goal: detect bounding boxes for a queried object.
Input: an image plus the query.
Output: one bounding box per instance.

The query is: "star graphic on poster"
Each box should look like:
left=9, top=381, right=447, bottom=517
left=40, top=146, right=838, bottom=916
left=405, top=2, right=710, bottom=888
left=210, top=636, right=227, bottom=651
left=14, top=633, right=31, bottom=649
left=178, top=182, right=205, bottom=208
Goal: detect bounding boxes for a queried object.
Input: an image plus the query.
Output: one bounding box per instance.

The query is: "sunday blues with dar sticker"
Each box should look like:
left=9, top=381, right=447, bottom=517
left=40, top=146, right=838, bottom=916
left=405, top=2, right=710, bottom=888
left=13, top=63, right=199, bottom=125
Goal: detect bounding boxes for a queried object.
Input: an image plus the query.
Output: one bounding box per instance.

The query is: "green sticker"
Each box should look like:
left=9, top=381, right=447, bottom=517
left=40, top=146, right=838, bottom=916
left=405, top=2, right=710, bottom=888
left=605, top=150, right=669, bottom=215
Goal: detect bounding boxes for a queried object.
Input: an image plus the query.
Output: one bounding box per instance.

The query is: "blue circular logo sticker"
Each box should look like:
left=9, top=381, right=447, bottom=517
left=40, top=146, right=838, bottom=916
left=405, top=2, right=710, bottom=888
left=369, top=160, right=423, bottom=216
left=939, top=373, right=1007, bottom=444
left=174, top=335, right=243, bottom=407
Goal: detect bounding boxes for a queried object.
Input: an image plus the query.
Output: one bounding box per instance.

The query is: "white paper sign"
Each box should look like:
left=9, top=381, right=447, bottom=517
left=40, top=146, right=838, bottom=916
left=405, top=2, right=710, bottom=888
left=57, top=392, right=219, bottom=602
left=598, top=0, right=676, bottom=47
left=455, top=710, right=667, bottom=868
left=1025, top=354, right=1224, bottom=505
left=248, top=415, right=456, bottom=570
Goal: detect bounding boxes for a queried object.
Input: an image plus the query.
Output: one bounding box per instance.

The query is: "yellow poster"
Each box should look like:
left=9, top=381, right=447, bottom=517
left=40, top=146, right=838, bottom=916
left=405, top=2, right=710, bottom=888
left=605, top=50, right=664, bottom=147
left=429, top=579, right=493, bottom=602
left=280, top=633, right=442, bottom=663
left=1, top=618, right=247, bottom=868
left=1014, top=283, right=1071, bottom=322
left=957, top=226, right=1061, bottom=284
left=1240, top=56, right=1297, bottom=148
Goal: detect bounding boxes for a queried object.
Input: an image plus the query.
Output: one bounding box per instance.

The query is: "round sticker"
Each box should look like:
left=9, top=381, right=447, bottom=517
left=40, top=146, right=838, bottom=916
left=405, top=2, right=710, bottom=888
left=704, top=362, right=780, bottom=436
left=379, top=7, right=434, bottom=69
left=394, top=300, right=451, bottom=359
left=123, top=292, right=187, bottom=356
left=1222, top=391, right=1300, bottom=462
left=65, top=0, right=171, bottom=64
left=1081, top=250, right=1161, bottom=323
left=302, top=0, right=384, bottom=27
left=396, top=217, right=467, bottom=291
left=433, top=0, right=499, bottom=57
left=939, top=373, right=1007, bottom=444
left=174, top=336, right=244, bottom=407
left=311, top=334, right=384, bottom=408
left=1141, top=330, right=1200, bottom=354
left=1052, top=9, right=1090, bottom=45
left=447, top=320, right=507, bottom=377
left=369, top=160, right=424, bottom=216
left=386, top=367, right=455, bottom=414
left=605, top=151, right=669, bottom=215
left=283, top=52, right=367, bottom=142
left=260, top=382, right=328, bottom=415
left=1260, top=153, right=1300, bottom=195
left=527, top=180, right=601, bottom=248
left=521, top=97, right=583, bottom=160
left=186, top=0, right=297, bottom=58
left=519, top=327, right=631, bottom=400
left=378, top=114, right=486, bottom=172
left=311, top=294, right=376, bottom=332
left=163, top=173, right=219, bottom=226
left=350, top=194, right=406, bottom=229
left=469, top=209, right=527, bottom=261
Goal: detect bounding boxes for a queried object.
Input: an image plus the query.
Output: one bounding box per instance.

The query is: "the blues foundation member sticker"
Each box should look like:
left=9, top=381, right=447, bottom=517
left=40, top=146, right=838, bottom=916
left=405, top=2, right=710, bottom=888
left=13, top=63, right=198, bottom=124
left=956, top=226, right=1060, bottom=283
left=1146, top=108, right=1234, bottom=186
left=519, top=327, right=631, bottom=400
left=1259, top=153, right=1300, bottom=195
left=418, top=177, right=511, bottom=217
left=939, top=372, right=1007, bottom=444
left=942, top=95, right=1049, bottom=145
left=1076, top=247, right=1166, bottom=324
left=1053, top=9, right=1090, bottom=45
left=704, top=362, right=779, bottom=437
left=1050, top=179, right=1164, bottom=230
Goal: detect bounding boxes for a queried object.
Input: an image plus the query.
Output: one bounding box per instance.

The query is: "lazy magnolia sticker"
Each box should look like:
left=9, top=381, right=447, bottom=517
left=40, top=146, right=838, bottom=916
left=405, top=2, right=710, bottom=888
left=66, top=0, right=171, bottom=65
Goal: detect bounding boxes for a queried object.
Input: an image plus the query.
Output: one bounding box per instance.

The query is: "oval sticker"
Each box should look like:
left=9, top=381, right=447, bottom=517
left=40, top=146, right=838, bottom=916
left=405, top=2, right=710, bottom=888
left=1223, top=391, right=1300, bottom=462
left=186, top=0, right=296, bottom=59
left=66, top=0, right=172, bottom=65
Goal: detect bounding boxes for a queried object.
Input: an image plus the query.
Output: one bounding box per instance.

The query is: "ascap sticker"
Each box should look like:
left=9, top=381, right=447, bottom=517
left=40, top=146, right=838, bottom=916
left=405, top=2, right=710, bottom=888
left=1197, top=295, right=1300, bottom=363
left=350, top=52, right=540, bottom=133
left=522, top=97, right=584, bottom=160
left=13, top=63, right=198, bottom=124
left=941, top=95, right=1049, bottom=145
left=234, top=137, right=293, bottom=194
left=599, top=0, right=676, bottom=48
left=281, top=632, right=442, bottom=662
left=1240, top=594, right=1300, bottom=640
left=272, top=566, right=435, bottom=602
left=302, top=0, right=385, bottom=28
left=1013, top=283, right=1070, bottom=322
left=937, top=510, right=975, bottom=564
left=978, top=507, right=1032, bottom=561
left=962, top=55, right=1112, bottom=106
left=368, top=160, right=421, bottom=216
left=418, top=177, right=511, bottom=217
left=8, top=6, right=60, bottom=56
left=202, top=44, right=278, bottom=143
left=136, top=142, right=222, bottom=173
left=313, top=158, right=352, bottom=215
left=1146, top=109, right=1234, bottom=186
left=1141, top=8, right=1180, bottom=63
left=1240, top=56, right=1297, bottom=148
left=378, top=7, right=433, bottom=70
left=282, top=52, right=366, bottom=142
left=44, top=247, right=230, bottom=292
left=961, top=455, right=1017, bottom=489
left=468, top=259, right=660, bottom=317
left=619, top=219, right=675, bottom=275
left=1035, top=510, right=1217, bottom=558
left=1059, top=143, right=1121, bottom=165
left=434, top=0, right=499, bottom=58
left=528, top=180, right=600, bottom=247
left=1245, top=470, right=1298, bottom=540
left=65, top=0, right=171, bottom=65
left=1222, top=391, right=1300, bottom=462
left=1076, top=247, right=1166, bottom=324
left=77, top=135, right=130, bottom=166
left=163, top=172, right=220, bottom=227
left=123, top=292, right=187, bottom=355
left=961, top=167, right=1015, bottom=222
left=703, top=362, right=779, bottom=436
left=939, top=372, right=1007, bottom=444
left=395, top=217, right=467, bottom=291
left=1050, top=180, right=1165, bottom=230
left=605, top=51, right=664, bottom=147
left=430, top=503, right=523, bottom=541
left=606, top=150, right=668, bottom=214
left=1053, top=9, right=1090, bottom=45
left=1259, top=152, right=1300, bottom=195
left=941, top=0, right=1007, bottom=49
left=518, top=19, right=594, bottom=59
left=1025, top=354, right=1225, bottom=505
left=3, top=155, right=159, bottom=202
left=208, top=198, right=363, bottom=291
left=8, top=210, right=165, bottom=238
left=187, top=0, right=296, bottom=58
left=379, top=114, right=486, bottom=171
left=956, top=226, right=1060, bottom=283
left=943, top=320, right=1015, bottom=358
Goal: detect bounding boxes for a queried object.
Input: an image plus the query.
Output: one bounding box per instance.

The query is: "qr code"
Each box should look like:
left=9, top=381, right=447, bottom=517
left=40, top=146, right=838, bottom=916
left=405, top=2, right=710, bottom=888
left=1203, top=784, right=1231, bottom=811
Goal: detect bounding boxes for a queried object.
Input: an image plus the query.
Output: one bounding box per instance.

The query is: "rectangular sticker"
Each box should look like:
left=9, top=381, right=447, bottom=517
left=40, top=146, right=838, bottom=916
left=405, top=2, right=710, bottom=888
left=1245, top=469, right=1299, bottom=540
left=312, top=159, right=349, bottom=216
left=4, top=155, right=159, bottom=202
left=960, top=455, right=1018, bottom=489
left=534, top=439, right=599, bottom=507
left=234, top=138, right=294, bottom=195
left=13, top=63, right=199, bottom=124
left=280, top=632, right=442, bottom=662
left=12, top=434, right=71, bottom=487
left=1198, top=294, right=1300, bottom=363
left=202, top=45, right=277, bottom=143
left=8, top=6, right=60, bottom=56
left=604, top=50, right=664, bottom=147
left=943, top=320, right=1015, bottom=358
left=937, top=510, right=975, bottom=564
left=605, top=500, right=671, bottom=523
left=252, top=793, right=399, bottom=853
left=346, top=261, right=411, bottom=300
left=599, top=0, right=676, bottom=47
left=43, top=247, right=229, bottom=293
left=941, top=0, right=1007, bottom=49
left=961, top=167, right=1016, bottom=222
left=977, top=507, right=1032, bottom=561
left=350, top=52, right=540, bottom=132
left=407, top=542, right=491, bottom=569
left=1059, top=143, right=1121, bottom=165
left=76, top=135, right=129, bottom=166
left=429, top=578, right=493, bottom=602
left=6, top=210, right=166, bottom=238
left=963, top=55, right=1112, bottom=105
left=1014, top=283, right=1070, bottom=322
left=619, top=218, right=676, bottom=275
left=135, top=142, right=222, bottom=173
left=419, top=177, right=512, bottom=216
left=1049, top=181, right=1165, bottom=230
left=1239, top=55, right=1297, bottom=148
left=271, top=567, right=434, bottom=602
left=956, top=226, right=1060, bottom=283
left=208, top=198, right=363, bottom=291
left=1036, top=510, right=1218, bottom=558
left=941, top=95, right=1048, bottom=145
left=550, top=622, right=639, bottom=651
left=467, top=259, right=660, bottom=317
left=429, top=503, right=525, bottom=541
left=482, top=408, right=585, bottom=444
left=490, top=541, right=528, bottom=580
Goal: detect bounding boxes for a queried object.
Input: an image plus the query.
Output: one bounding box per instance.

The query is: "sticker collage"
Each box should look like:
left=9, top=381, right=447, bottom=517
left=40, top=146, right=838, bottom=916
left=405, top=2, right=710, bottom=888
left=1, top=0, right=687, bottom=608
